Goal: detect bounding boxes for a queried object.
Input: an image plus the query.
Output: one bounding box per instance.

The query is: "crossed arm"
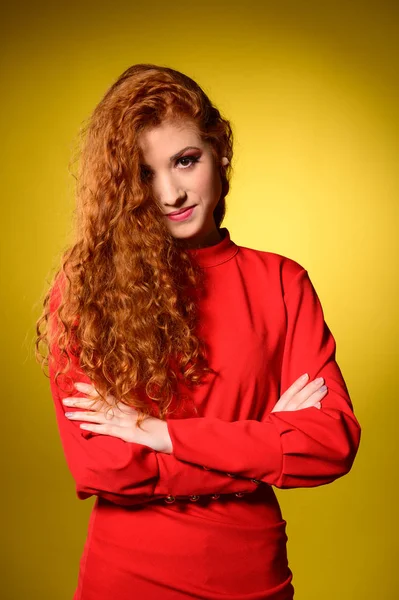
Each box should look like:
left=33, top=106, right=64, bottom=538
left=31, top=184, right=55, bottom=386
left=47, top=267, right=361, bottom=505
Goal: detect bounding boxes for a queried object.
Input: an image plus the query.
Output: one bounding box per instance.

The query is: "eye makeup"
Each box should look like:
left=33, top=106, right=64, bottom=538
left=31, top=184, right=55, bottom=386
left=141, top=153, right=201, bottom=181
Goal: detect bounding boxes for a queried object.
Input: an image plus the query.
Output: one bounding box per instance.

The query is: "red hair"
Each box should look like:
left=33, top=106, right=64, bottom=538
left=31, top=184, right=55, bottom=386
left=35, top=64, right=234, bottom=426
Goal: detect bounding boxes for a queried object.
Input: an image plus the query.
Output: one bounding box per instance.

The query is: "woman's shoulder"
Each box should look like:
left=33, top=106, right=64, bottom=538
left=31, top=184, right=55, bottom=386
left=236, top=242, right=307, bottom=292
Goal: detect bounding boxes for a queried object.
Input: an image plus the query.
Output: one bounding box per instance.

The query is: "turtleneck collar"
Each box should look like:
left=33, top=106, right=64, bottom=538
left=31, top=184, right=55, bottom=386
left=185, top=227, right=239, bottom=268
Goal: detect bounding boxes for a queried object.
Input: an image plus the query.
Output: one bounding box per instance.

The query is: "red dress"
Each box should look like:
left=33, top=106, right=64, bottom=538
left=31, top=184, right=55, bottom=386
left=48, top=227, right=361, bottom=599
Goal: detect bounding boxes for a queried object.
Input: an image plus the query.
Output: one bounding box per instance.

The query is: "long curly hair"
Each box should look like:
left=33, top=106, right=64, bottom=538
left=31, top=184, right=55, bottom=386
left=35, top=63, right=234, bottom=427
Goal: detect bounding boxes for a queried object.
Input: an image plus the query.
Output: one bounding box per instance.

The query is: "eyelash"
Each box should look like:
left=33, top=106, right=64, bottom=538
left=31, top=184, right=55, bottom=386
left=141, top=155, right=200, bottom=180
left=176, top=155, right=200, bottom=169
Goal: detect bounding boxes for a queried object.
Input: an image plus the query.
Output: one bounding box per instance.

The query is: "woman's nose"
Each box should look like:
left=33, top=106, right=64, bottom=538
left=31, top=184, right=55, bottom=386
left=156, top=173, right=186, bottom=206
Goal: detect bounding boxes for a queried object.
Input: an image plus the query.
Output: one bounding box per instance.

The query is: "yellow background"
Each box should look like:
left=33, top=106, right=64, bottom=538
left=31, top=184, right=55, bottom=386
left=2, top=1, right=397, bottom=598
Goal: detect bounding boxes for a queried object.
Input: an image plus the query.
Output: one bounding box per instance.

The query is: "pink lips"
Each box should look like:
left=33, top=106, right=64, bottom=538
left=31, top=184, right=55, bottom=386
left=166, top=206, right=195, bottom=222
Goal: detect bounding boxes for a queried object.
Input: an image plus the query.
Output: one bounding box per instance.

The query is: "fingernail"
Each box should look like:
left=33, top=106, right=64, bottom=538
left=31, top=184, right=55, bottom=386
left=320, top=385, right=327, bottom=392
left=315, top=377, right=324, bottom=385
left=65, top=412, right=74, bottom=417
left=300, top=373, right=309, bottom=381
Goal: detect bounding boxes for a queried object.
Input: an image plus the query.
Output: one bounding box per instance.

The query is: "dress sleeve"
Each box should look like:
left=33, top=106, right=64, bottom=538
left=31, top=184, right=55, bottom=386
left=166, top=268, right=361, bottom=489
left=48, top=281, right=259, bottom=506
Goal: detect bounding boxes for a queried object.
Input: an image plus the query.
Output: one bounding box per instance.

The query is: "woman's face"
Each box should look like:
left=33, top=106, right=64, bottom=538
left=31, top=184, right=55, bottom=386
left=138, top=119, right=223, bottom=248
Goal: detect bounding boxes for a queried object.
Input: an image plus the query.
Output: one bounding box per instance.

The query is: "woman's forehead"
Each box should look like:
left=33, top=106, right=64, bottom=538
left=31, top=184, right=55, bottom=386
left=138, top=121, right=203, bottom=162
left=140, top=119, right=200, bottom=144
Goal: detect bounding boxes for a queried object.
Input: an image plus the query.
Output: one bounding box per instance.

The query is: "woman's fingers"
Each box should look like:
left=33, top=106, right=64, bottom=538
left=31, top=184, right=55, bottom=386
left=273, top=373, right=310, bottom=412
left=287, top=376, right=325, bottom=408
left=289, top=378, right=326, bottom=410
left=63, top=382, right=118, bottom=411
left=62, top=385, right=143, bottom=443
left=290, top=386, right=327, bottom=410
left=64, top=409, right=118, bottom=423
left=62, top=396, right=107, bottom=411
left=74, top=382, right=100, bottom=397
left=271, top=374, right=327, bottom=413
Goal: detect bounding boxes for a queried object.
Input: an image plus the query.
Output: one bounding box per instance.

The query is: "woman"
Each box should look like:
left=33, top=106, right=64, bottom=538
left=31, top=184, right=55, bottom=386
left=36, top=64, right=361, bottom=600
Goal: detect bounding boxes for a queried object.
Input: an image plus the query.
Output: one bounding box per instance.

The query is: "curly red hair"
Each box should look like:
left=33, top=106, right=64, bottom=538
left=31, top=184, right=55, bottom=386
left=35, top=64, right=234, bottom=427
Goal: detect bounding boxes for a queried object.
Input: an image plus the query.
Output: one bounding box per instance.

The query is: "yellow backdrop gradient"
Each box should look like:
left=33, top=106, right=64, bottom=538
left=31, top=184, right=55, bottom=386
left=2, top=1, right=397, bottom=598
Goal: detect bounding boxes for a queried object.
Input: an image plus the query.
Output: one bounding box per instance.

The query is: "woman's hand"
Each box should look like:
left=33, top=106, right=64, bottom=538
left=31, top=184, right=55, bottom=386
left=62, top=382, right=173, bottom=454
left=271, top=373, right=327, bottom=413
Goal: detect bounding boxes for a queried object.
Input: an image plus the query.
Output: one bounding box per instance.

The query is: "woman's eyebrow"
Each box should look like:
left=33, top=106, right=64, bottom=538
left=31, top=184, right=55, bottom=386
left=169, top=146, right=201, bottom=161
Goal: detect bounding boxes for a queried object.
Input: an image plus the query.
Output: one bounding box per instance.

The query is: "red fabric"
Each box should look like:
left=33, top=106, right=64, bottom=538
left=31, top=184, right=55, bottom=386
left=48, top=227, right=361, bottom=599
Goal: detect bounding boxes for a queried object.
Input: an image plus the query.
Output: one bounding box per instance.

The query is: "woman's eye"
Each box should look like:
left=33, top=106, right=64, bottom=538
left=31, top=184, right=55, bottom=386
left=140, top=156, right=199, bottom=181
left=177, top=156, right=200, bottom=169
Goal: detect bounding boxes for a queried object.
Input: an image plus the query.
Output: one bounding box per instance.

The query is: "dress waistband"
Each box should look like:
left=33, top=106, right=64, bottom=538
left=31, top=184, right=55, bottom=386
left=153, top=477, right=263, bottom=505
